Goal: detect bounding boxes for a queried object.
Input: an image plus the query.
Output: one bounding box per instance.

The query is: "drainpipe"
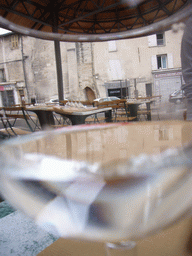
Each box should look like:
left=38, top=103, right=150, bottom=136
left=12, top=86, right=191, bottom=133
left=21, top=36, right=29, bottom=99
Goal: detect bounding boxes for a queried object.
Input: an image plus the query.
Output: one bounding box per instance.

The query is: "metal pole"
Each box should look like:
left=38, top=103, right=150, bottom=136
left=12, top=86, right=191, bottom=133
left=0, top=4, right=191, bottom=42
left=54, top=39, right=64, bottom=101
left=120, top=80, right=122, bottom=98
left=126, top=79, right=128, bottom=98
left=21, top=36, right=29, bottom=100
left=52, top=4, right=64, bottom=102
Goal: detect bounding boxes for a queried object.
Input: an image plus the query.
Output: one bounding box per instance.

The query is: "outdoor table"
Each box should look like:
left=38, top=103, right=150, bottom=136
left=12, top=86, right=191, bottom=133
left=26, top=105, right=55, bottom=129
left=126, top=100, right=142, bottom=121
left=53, top=106, right=112, bottom=125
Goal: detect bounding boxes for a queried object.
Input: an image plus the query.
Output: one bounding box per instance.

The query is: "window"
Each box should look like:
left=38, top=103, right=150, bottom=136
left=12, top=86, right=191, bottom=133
left=108, top=41, right=117, bottom=52
left=148, top=33, right=165, bottom=47
left=156, top=33, right=164, bottom=46
left=157, top=55, right=167, bottom=69
left=0, top=69, right=5, bottom=82
left=151, top=53, right=173, bottom=70
left=11, top=34, right=19, bottom=49
left=2, top=90, right=15, bottom=107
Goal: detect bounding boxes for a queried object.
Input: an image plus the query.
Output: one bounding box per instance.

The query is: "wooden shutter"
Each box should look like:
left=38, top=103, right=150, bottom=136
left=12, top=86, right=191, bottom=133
left=108, top=41, right=117, bottom=52
left=151, top=55, right=157, bottom=70
left=148, top=35, right=157, bottom=47
left=109, top=60, right=122, bottom=80
left=167, top=53, right=173, bottom=68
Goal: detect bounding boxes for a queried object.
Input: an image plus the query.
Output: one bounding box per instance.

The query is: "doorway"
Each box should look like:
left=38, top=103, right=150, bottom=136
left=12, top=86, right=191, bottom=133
left=85, top=87, right=96, bottom=102
left=2, top=90, right=15, bottom=107
left=146, top=83, right=152, bottom=97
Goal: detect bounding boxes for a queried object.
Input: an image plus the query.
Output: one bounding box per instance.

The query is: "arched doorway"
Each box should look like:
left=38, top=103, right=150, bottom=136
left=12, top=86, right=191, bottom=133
left=84, top=87, right=96, bottom=102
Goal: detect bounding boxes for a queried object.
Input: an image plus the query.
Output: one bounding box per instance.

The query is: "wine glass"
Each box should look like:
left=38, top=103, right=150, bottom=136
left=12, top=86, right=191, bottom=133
left=0, top=129, right=192, bottom=256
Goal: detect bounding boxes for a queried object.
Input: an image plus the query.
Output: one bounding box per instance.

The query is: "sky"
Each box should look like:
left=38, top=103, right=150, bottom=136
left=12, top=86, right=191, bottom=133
left=0, top=28, right=11, bottom=35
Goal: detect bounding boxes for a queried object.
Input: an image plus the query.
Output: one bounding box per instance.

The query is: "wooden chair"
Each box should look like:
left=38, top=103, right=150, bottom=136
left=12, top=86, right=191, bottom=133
left=80, top=100, right=94, bottom=106
left=137, top=102, right=151, bottom=121
left=0, top=107, right=32, bottom=137
left=92, top=101, right=115, bottom=123
left=136, top=96, right=162, bottom=121
left=137, top=108, right=151, bottom=121
left=59, top=100, right=69, bottom=106
left=85, top=115, right=97, bottom=124
left=44, top=100, right=72, bottom=127
left=2, top=107, right=41, bottom=135
left=115, top=100, right=127, bottom=116
left=0, top=126, right=31, bottom=137
left=52, top=112, right=72, bottom=128
left=78, top=101, right=96, bottom=123
left=93, top=100, right=135, bottom=123
left=111, top=100, right=136, bottom=122
left=0, top=108, right=11, bottom=138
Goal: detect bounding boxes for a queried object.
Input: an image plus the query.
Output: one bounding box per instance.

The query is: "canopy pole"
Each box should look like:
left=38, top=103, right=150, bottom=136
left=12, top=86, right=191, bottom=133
left=52, top=4, right=64, bottom=102
left=54, top=39, right=64, bottom=102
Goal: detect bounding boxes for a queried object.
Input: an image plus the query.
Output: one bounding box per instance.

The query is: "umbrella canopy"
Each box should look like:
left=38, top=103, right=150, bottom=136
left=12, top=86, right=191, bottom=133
left=0, top=0, right=191, bottom=42
left=0, top=0, right=191, bottom=102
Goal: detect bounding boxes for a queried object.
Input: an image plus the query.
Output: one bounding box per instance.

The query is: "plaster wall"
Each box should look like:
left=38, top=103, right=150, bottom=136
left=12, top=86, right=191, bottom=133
left=0, top=27, right=184, bottom=104
left=93, top=29, right=184, bottom=97
left=0, top=35, right=24, bottom=82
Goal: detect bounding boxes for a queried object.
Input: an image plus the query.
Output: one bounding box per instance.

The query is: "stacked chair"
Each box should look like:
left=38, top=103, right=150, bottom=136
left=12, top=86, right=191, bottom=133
left=0, top=106, right=41, bottom=139
left=114, top=99, right=137, bottom=122
left=90, top=99, right=137, bottom=123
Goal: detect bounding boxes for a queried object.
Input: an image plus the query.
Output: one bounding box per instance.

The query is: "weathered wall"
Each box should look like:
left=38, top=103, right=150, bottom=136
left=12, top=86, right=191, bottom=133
left=30, top=39, right=58, bottom=101
left=0, top=35, right=24, bottom=82
left=76, top=42, right=98, bottom=100
left=93, top=29, right=184, bottom=98
left=0, top=27, right=184, bottom=104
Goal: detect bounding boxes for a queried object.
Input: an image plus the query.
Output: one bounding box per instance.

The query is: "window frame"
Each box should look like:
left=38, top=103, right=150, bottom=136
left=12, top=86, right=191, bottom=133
left=156, top=33, right=165, bottom=46
left=0, top=69, right=5, bottom=82
left=10, top=34, right=19, bottom=50
left=157, top=54, right=167, bottom=69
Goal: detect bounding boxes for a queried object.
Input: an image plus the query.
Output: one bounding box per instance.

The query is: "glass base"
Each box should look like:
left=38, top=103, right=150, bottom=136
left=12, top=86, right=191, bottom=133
left=106, top=241, right=137, bottom=256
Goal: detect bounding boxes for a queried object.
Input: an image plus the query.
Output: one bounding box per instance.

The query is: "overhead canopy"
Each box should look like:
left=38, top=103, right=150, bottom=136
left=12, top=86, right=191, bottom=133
left=0, top=0, right=191, bottom=42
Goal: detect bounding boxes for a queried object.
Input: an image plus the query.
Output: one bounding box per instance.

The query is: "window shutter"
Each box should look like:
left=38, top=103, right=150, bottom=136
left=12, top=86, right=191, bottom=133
left=167, top=53, right=173, bottom=68
left=11, top=35, right=19, bottom=49
left=148, top=35, right=157, bottom=47
left=108, top=41, right=117, bottom=52
left=151, top=55, right=157, bottom=70
left=162, top=55, right=167, bottom=69
left=109, top=60, right=122, bottom=80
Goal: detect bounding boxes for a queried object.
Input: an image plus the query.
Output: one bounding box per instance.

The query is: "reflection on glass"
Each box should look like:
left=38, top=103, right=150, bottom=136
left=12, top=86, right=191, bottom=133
left=0, top=135, right=192, bottom=255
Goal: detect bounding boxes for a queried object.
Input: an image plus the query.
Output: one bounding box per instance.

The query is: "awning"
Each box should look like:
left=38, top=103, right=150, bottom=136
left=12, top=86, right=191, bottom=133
left=0, top=0, right=191, bottom=42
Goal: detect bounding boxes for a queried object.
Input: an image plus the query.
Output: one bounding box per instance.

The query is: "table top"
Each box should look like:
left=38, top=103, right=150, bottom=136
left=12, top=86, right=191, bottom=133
left=53, top=106, right=112, bottom=116
left=126, top=100, right=143, bottom=105
left=26, top=105, right=54, bottom=111
left=136, top=95, right=162, bottom=100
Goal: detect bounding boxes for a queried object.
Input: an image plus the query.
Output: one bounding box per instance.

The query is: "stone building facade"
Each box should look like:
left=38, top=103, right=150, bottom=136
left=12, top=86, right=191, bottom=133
left=0, top=26, right=184, bottom=107
left=93, top=27, right=184, bottom=101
